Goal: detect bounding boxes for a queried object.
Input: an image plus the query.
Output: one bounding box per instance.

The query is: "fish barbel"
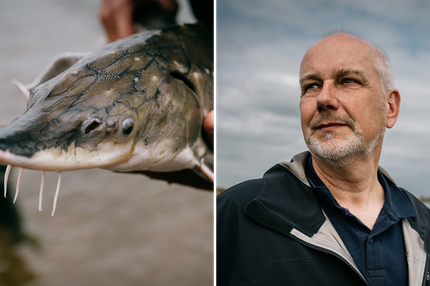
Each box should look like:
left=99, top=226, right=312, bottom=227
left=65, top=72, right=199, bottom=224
left=0, top=23, right=213, bottom=214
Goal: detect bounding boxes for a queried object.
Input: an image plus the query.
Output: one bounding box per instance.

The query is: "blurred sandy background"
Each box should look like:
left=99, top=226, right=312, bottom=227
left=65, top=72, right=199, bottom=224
left=0, top=0, right=213, bottom=285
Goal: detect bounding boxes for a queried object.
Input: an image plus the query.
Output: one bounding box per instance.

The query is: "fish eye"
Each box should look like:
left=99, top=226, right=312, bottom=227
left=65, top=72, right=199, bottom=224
left=122, top=118, right=134, bottom=135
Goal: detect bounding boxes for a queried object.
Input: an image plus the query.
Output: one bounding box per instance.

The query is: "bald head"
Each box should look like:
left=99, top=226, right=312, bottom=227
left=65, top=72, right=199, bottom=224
left=300, top=33, right=393, bottom=94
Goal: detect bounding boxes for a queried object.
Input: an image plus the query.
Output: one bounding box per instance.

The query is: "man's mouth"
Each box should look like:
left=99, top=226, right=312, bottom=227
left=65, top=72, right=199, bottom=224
left=308, top=113, right=356, bottom=132
left=316, top=122, right=347, bottom=130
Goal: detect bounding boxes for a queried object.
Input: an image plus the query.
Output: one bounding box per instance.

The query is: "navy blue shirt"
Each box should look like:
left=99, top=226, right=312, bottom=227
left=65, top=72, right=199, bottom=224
left=305, top=157, right=415, bottom=286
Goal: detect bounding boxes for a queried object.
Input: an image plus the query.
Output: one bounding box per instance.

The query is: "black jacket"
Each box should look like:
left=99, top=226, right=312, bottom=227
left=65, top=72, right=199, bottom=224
left=217, top=152, right=430, bottom=286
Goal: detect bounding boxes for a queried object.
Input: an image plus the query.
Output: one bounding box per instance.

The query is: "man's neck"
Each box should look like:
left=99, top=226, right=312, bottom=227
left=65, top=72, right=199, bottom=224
left=311, top=153, right=385, bottom=229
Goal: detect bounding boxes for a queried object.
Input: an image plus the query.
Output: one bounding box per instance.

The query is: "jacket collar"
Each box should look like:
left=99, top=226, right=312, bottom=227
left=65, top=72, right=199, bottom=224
left=245, top=152, right=325, bottom=237
left=282, top=151, right=399, bottom=187
left=245, top=151, right=404, bottom=238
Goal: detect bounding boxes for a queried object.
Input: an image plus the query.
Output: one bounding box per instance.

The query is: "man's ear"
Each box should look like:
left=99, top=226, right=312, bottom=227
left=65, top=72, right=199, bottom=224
left=386, top=89, right=401, bottom=129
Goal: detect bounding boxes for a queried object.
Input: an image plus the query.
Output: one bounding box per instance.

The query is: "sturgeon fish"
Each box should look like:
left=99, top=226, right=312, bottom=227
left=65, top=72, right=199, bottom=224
left=0, top=23, right=213, bottom=215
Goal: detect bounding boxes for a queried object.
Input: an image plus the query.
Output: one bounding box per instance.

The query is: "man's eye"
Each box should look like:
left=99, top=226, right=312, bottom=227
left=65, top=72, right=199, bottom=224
left=305, top=83, right=319, bottom=91
left=341, top=78, right=356, bottom=84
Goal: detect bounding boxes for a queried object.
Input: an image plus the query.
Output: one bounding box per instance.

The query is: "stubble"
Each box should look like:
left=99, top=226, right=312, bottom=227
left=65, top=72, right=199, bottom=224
left=305, top=113, right=385, bottom=168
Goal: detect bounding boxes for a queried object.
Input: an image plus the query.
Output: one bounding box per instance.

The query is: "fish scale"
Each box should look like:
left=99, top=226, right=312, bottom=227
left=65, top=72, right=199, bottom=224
left=0, top=23, right=213, bottom=214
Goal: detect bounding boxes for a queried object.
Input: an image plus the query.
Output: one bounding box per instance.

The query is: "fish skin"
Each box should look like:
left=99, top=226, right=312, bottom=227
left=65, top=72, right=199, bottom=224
left=0, top=23, right=213, bottom=186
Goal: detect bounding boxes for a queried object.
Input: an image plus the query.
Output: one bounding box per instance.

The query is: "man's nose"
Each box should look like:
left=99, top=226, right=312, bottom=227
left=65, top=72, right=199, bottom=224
left=316, top=81, right=339, bottom=112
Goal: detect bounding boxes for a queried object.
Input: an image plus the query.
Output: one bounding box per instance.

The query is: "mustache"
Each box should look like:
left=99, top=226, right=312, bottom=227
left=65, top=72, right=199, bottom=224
left=308, top=113, right=356, bottom=130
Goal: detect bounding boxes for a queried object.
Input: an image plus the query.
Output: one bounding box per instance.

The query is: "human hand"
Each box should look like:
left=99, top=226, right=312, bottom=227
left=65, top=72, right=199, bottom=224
left=99, top=0, right=178, bottom=43
left=203, top=110, right=214, bottom=144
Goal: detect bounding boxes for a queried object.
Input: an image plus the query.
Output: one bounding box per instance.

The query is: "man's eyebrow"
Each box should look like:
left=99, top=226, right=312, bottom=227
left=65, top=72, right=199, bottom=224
left=336, top=68, right=367, bottom=78
left=299, top=69, right=368, bottom=85
left=299, top=74, right=319, bottom=86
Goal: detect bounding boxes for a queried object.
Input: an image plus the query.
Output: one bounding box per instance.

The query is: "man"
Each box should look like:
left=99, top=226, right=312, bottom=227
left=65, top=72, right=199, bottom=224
left=217, top=32, right=430, bottom=286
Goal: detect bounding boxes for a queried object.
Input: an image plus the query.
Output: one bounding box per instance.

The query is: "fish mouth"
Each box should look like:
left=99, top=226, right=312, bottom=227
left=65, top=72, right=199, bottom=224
left=0, top=142, right=133, bottom=172
left=0, top=142, right=134, bottom=216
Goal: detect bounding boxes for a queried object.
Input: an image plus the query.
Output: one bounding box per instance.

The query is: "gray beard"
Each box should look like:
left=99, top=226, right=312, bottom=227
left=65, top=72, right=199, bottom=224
left=305, top=126, right=385, bottom=168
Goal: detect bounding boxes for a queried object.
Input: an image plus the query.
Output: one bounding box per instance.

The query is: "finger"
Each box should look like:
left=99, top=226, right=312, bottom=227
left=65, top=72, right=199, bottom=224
left=100, top=0, right=116, bottom=43
left=100, top=0, right=136, bottom=43
left=113, top=1, right=136, bottom=40
left=203, top=110, right=214, bottom=143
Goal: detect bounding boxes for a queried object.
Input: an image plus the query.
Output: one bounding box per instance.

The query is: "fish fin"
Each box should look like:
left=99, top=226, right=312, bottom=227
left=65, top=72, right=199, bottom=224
left=11, top=79, right=30, bottom=100
left=200, top=153, right=215, bottom=183
left=200, top=163, right=213, bottom=182
left=26, top=52, right=91, bottom=91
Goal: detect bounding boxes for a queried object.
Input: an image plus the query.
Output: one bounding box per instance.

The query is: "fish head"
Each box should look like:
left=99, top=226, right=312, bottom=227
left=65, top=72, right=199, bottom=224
left=0, top=65, right=144, bottom=171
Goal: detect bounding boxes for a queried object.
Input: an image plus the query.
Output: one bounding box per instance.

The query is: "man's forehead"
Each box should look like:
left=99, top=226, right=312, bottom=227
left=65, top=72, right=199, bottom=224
left=300, top=33, right=377, bottom=76
left=306, top=33, right=375, bottom=57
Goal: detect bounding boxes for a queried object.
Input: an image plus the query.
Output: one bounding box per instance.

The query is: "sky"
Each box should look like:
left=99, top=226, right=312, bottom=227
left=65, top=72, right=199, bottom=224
left=216, top=0, right=430, bottom=197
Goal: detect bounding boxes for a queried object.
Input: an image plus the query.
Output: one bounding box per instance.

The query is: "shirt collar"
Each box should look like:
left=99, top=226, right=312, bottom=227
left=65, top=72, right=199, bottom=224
left=305, top=156, right=415, bottom=219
